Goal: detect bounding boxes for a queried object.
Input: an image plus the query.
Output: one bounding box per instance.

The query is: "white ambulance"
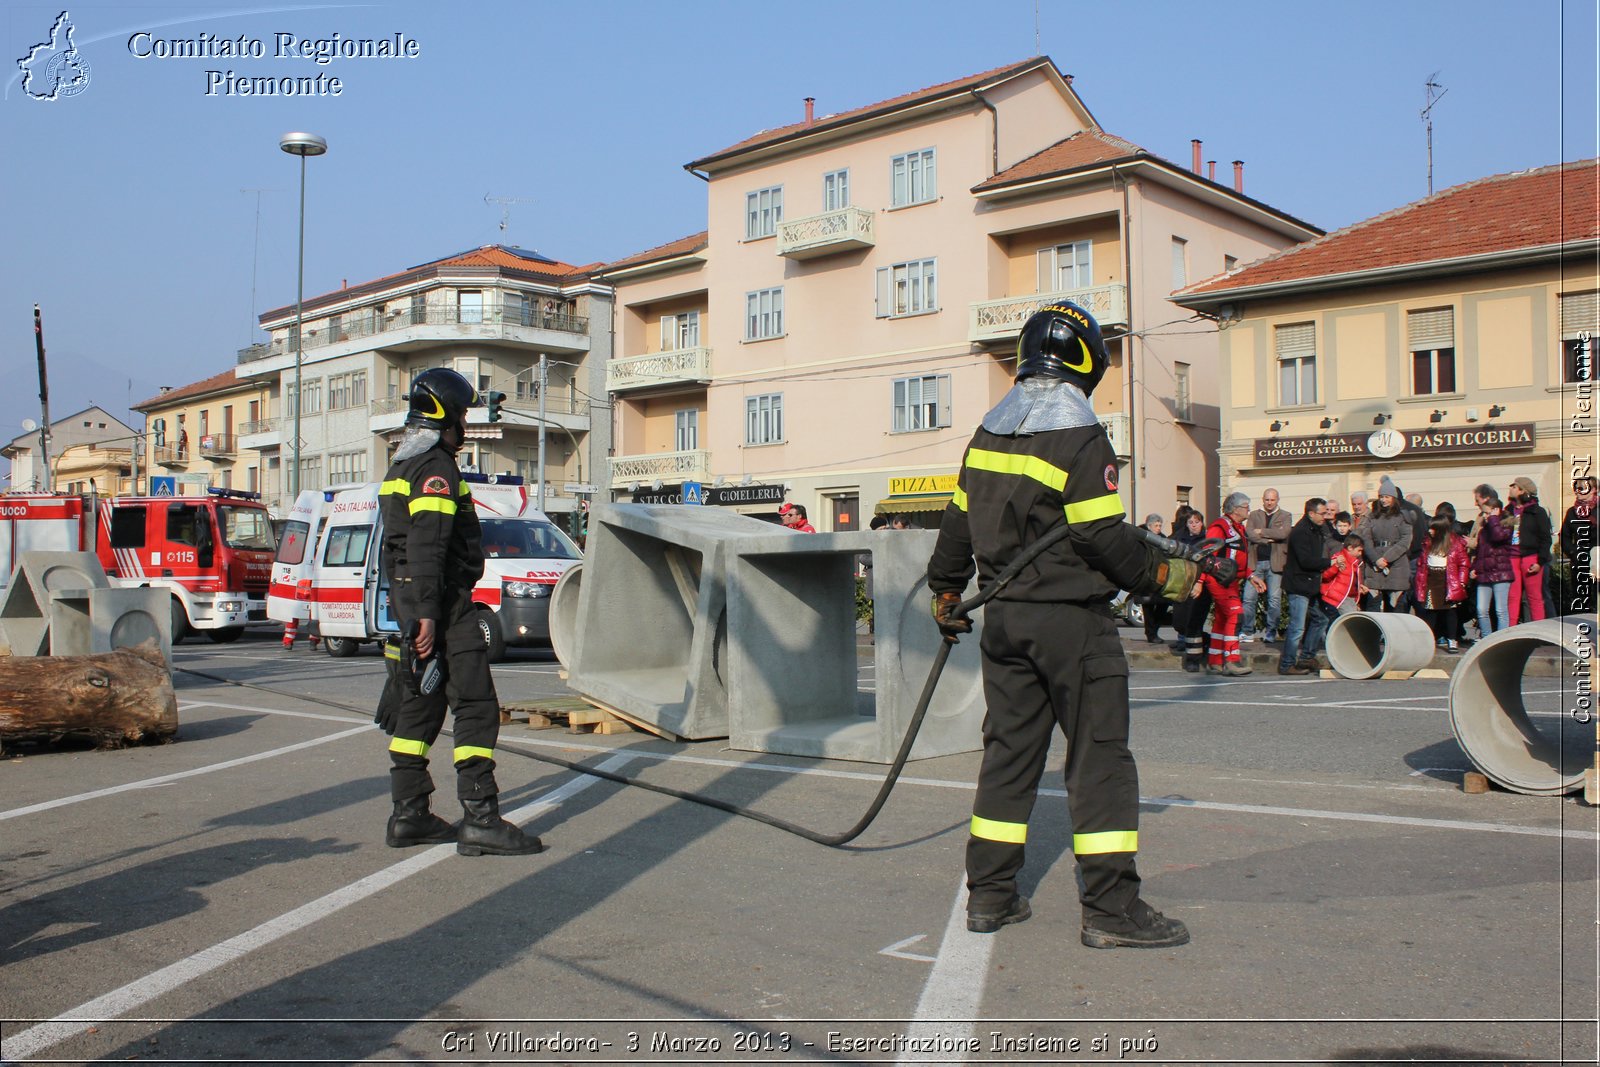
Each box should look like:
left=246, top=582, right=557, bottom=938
left=265, top=489, right=334, bottom=644
left=302, top=478, right=581, bottom=660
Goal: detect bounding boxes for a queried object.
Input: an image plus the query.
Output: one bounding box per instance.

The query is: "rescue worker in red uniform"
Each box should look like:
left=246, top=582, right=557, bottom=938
left=377, top=368, right=543, bottom=856
left=926, top=302, right=1201, bottom=949
left=1204, top=493, right=1259, bottom=676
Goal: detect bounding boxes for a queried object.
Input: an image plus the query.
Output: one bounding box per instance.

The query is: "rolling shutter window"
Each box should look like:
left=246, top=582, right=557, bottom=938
left=660, top=315, right=673, bottom=351
left=1275, top=322, right=1315, bottom=356
left=1407, top=308, right=1454, bottom=350
left=1561, top=291, right=1600, bottom=339
left=1036, top=249, right=1054, bottom=293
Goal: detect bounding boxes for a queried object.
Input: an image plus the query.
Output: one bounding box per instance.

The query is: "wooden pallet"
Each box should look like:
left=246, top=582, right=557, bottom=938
left=501, top=696, right=634, bottom=735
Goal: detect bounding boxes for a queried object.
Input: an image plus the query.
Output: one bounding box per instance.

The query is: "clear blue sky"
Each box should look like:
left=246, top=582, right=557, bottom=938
left=3, top=0, right=1595, bottom=484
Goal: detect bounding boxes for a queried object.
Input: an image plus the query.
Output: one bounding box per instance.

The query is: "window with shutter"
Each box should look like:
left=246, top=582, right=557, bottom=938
left=1274, top=322, right=1317, bottom=406
left=1561, top=292, right=1598, bottom=383
left=1408, top=309, right=1456, bottom=395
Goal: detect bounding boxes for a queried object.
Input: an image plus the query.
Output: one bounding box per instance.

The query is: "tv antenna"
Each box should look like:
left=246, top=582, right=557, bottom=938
left=241, top=188, right=279, bottom=344
left=484, top=193, right=534, bottom=234
left=1421, top=73, right=1447, bottom=196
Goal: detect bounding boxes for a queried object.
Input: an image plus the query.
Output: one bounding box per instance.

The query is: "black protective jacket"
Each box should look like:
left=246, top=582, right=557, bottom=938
left=927, top=423, right=1163, bottom=604
left=379, top=444, right=484, bottom=623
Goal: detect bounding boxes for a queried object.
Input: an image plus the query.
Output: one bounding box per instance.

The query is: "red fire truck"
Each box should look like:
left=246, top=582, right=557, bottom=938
left=0, top=488, right=275, bottom=642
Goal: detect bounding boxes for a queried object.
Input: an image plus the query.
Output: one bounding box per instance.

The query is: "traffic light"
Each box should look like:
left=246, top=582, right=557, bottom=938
left=486, top=390, right=506, bottom=423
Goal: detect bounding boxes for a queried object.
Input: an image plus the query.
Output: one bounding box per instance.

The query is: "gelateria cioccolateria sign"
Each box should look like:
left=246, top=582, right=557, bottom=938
left=1251, top=423, right=1536, bottom=464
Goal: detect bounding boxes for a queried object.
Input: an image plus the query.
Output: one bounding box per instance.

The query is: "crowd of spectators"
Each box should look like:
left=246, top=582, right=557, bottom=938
left=1140, top=474, right=1598, bottom=676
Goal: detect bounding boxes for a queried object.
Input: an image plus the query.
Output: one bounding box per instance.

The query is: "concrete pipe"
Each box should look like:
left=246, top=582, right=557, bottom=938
left=1324, top=611, right=1437, bottom=679
left=548, top=564, right=582, bottom=670
left=1448, top=617, right=1595, bottom=796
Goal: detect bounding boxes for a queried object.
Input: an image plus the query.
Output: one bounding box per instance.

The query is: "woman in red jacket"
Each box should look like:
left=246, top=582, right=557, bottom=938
left=1413, top=516, right=1471, bottom=653
left=1204, top=492, right=1261, bottom=675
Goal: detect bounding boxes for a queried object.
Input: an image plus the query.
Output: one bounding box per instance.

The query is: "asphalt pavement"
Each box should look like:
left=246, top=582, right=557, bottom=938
left=1, top=625, right=1595, bottom=1065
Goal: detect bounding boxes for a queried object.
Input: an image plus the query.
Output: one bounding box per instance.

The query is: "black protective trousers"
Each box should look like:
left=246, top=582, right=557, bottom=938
left=967, top=600, right=1143, bottom=923
left=385, top=604, right=502, bottom=804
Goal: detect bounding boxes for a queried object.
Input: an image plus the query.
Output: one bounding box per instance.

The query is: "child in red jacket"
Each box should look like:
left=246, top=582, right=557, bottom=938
left=1321, top=535, right=1367, bottom=614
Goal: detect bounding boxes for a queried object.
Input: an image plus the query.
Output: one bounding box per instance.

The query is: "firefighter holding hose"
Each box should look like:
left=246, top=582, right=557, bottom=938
left=927, top=302, right=1222, bottom=948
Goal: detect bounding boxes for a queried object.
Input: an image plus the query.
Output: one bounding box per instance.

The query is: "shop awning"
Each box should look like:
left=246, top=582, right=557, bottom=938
left=875, top=494, right=952, bottom=514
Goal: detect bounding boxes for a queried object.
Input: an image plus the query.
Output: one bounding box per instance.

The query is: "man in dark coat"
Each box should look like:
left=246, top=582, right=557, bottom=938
left=1278, top=498, right=1341, bottom=674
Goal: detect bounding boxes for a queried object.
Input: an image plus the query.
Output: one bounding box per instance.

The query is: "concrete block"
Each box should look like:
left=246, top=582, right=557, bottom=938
left=1, top=551, right=110, bottom=658
left=724, top=529, right=985, bottom=764
left=563, top=504, right=788, bottom=740
left=49, top=587, right=171, bottom=662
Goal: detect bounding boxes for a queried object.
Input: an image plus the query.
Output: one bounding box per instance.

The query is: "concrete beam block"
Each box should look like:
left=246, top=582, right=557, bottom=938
left=562, top=504, right=788, bottom=740
left=2, top=552, right=111, bottom=658
left=724, top=529, right=985, bottom=764
left=49, top=587, right=172, bottom=663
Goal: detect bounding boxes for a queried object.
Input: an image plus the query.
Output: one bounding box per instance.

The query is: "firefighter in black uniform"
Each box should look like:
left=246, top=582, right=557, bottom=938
left=377, top=368, right=543, bottom=856
left=927, top=302, right=1199, bottom=948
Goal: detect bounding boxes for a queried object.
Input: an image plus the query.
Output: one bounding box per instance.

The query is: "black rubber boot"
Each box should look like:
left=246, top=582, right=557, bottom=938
left=385, top=795, right=457, bottom=848
left=1081, top=898, right=1190, bottom=949
left=966, top=895, right=1031, bottom=934
left=457, top=796, right=545, bottom=856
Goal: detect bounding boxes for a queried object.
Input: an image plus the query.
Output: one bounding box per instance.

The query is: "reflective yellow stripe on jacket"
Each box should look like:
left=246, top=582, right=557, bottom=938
left=950, top=485, right=968, bottom=512
left=379, top=478, right=410, bottom=496
left=1073, top=829, right=1138, bottom=854
left=389, top=737, right=429, bottom=756
left=970, top=814, right=1028, bottom=844
left=409, top=496, right=459, bottom=516
left=1063, top=492, right=1125, bottom=525
left=964, top=448, right=1069, bottom=493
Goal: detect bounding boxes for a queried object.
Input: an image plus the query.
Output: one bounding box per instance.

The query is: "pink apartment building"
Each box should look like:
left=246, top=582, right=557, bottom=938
left=599, top=56, right=1320, bottom=528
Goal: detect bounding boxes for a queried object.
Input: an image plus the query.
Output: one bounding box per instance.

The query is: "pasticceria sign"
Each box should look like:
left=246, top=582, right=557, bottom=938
left=1252, top=423, right=1536, bottom=464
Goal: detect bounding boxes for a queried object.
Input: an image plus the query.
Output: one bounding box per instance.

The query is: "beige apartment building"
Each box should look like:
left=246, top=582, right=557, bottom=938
left=237, top=245, right=613, bottom=520
left=132, top=369, right=274, bottom=497
left=599, top=56, right=1319, bottom=528
left=1173, top=159, right=1599, bottom=522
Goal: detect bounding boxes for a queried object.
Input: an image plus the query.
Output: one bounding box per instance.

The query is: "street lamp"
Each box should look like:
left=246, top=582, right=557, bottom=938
left=279, top=131, right=327, bottom=499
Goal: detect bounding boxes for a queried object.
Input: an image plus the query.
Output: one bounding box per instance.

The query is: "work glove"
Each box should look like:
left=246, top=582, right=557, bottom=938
left=375, top=639, right=403, bottom=734
left=1156, top=558, right=1199, bottom=602
left=930, top=591, right=972, bottom=639
left=1198, top=554, right=1240, bottom=586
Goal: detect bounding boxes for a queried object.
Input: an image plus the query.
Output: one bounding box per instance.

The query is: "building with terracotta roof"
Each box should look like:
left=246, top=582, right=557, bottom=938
left=1172, top=158, right=1599, bottom=521
left=2, top=406, right=137, bottom=494
left=598, top=55, right=1318, bottom=524
left=236, top=244, right=613, bottom=518
left=130, top=369, right=274, bottom=497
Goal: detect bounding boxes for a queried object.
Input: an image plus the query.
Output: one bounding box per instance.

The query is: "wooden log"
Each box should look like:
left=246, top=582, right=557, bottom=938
left=0, top=640, right=177, bottom=750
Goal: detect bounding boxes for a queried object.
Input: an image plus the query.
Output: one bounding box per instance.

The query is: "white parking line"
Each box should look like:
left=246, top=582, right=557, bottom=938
left=0, top=724, right=371, bottom=821
left=897, top=874, right=992, bottom=1063
left=1, top=754, right=635, bottom=1062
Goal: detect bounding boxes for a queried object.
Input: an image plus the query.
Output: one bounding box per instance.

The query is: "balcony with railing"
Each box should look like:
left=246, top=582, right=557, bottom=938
left=152, top=445, right=190, bottom=468
left=1099, top=412, right=1131, bottom=458
left=776, top=206, right=875, bottom=260
left=245, top=302, right=592, bottom=365
left=606, top=347, right=712, bottom=393
left=198, top=433, right=237, bottom=458
left=238, top=418, right=280, bottom=449
left=968, top=283, right=1129, bottom=343
left=609, top=449, right=711, bottom=490
left=368, top=382, right=590, bottom=434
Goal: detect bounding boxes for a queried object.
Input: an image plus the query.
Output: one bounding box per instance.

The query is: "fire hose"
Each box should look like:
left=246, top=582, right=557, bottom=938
left=174, top=525, right=1233, bottom=848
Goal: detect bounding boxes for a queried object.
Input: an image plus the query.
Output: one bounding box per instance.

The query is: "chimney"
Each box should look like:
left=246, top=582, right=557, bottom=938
left=1232, top=160, right=1245, bottom=193
left=1063, top=73, right=1074, bottom=86
left=1191, top=139, right=1202, bottom=174
left=159, top=385, right=172, bottom=394
left=342, top=278, right=348, bottom=288
left=804, top=97, right=815, bottom=126
left=1207, top=160, right=1216, bottom=181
